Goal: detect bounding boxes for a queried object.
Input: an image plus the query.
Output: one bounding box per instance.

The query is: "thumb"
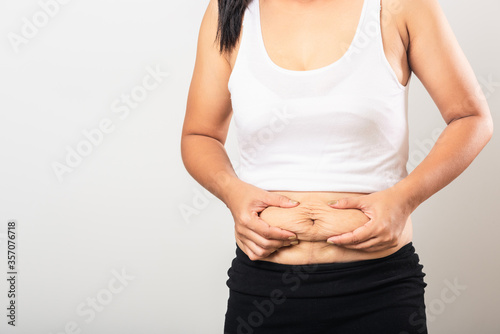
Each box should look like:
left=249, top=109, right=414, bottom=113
left=328, top=197, right=360, bottom=209
left=265, top=194, right=300, bottom=208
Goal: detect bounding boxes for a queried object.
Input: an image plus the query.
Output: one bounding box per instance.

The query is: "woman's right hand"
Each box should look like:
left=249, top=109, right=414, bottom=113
left=225, top=182, right=301, bottom=261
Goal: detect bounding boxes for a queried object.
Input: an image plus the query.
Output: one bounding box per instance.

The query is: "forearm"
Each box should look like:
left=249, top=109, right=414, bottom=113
left=181, top=134, right=243, bottom=207
left=393, top=114, right=493, bottom=213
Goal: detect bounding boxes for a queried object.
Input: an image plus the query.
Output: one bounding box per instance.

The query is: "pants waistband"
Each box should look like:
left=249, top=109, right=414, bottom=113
left=227, top=242, right=426, bottom=298
left=235, top=241, right=415, bottom=272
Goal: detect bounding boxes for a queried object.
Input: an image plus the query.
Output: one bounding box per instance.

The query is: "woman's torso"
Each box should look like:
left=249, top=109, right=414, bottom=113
left=227, top=0, right=413, bottom=265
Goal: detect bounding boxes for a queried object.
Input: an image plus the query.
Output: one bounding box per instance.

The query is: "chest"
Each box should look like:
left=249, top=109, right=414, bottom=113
left=227, top=0, right=410, bottom=87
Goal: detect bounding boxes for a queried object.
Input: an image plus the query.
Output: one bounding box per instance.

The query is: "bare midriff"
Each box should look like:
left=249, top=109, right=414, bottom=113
left=254, top=190, right=413, bottom=265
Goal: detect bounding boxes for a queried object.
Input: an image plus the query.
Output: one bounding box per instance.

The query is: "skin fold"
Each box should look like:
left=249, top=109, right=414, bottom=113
left=246, top=190, right=413, bottom=264
left=259, top=195, right=370, bottom=242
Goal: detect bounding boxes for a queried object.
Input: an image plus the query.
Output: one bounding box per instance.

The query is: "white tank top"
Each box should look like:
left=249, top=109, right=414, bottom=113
left=228, top=0, right=412, bottom=193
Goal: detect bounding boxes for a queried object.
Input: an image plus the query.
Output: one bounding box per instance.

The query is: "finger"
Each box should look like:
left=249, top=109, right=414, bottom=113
left=327, top=196, right=362, bottom=210
left=238, top=234, right=281, bottom=260
left=235, top=236, right=260, bottom=260
left=336, top=236, right=385, bottom=252
left=244, top=228, right=298, bottom=250
left=237, top=235, right=264, bottom=258
left=244, top=244, right=263, bottom=261
left=264, top=193, right=301, bottom=208
left=342, top=235, right=401, bottom=252
left=250, top=212, right=298, bottom=241
left=326, top=220, right=374, bottom=245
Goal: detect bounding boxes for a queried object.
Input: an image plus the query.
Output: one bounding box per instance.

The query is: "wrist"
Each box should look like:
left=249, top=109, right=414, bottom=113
left=216, top=172, right=245, bottom=208
left=389, top=178, right=423, bottom=214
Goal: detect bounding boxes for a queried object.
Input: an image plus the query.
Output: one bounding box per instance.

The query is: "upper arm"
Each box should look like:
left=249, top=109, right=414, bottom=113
left=182, top=0, right=233, bottom=144
left=404, top=0, right=493, bottom=128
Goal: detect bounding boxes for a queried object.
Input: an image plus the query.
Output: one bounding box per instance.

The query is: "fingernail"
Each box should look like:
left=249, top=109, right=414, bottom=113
left=327, top=239, right=336, bottom=244
left=290, top=240, right=299, bottom=245
left=327, top=200, right=337, bottom=205
left=289, top=200, right=299, bottom=204
left=288, top=235, right=297, bottom=240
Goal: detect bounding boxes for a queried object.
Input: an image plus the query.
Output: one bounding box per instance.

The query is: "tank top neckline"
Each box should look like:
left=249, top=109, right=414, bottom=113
left=254, top=0, right=369, bottom=75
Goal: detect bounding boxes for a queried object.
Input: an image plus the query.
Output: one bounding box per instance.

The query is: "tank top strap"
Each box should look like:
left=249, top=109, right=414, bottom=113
left=341, top=0, right=384, bottom=65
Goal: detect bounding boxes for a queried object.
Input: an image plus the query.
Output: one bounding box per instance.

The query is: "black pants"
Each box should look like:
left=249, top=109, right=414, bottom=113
left=224, top=242, right=427, bottom=334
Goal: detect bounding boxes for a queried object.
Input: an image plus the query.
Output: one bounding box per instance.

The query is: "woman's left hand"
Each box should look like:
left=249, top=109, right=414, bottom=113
left=326, top=186, right=413, bottom=252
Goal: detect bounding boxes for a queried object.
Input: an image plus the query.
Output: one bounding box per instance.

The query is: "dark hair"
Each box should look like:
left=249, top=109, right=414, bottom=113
left=215, top=0, right=251, bottom=54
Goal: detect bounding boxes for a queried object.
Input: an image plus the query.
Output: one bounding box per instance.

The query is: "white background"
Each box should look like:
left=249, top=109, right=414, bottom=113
left=0, top=0, right=499, bottom=333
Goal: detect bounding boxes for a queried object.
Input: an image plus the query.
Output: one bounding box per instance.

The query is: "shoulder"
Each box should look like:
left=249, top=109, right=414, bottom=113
left=199, top=0, right=219, bottom=45
left=395, top=0, right=447, bottom=39
left=381, top=0, right=446, bottom=51
left=200, top=0, right=234, bottom=64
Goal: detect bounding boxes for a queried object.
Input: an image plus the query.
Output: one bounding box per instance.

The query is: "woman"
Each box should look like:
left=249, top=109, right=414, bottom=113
left=181, top=0, right=493, bottom=333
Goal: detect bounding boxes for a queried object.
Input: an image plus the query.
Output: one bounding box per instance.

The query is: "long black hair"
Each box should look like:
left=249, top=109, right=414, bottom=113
left=216, top=0, right=251, bottom=54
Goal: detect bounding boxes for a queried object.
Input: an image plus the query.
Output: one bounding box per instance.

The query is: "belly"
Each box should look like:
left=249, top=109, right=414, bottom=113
left=255, top=190, right=413, bottom=265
